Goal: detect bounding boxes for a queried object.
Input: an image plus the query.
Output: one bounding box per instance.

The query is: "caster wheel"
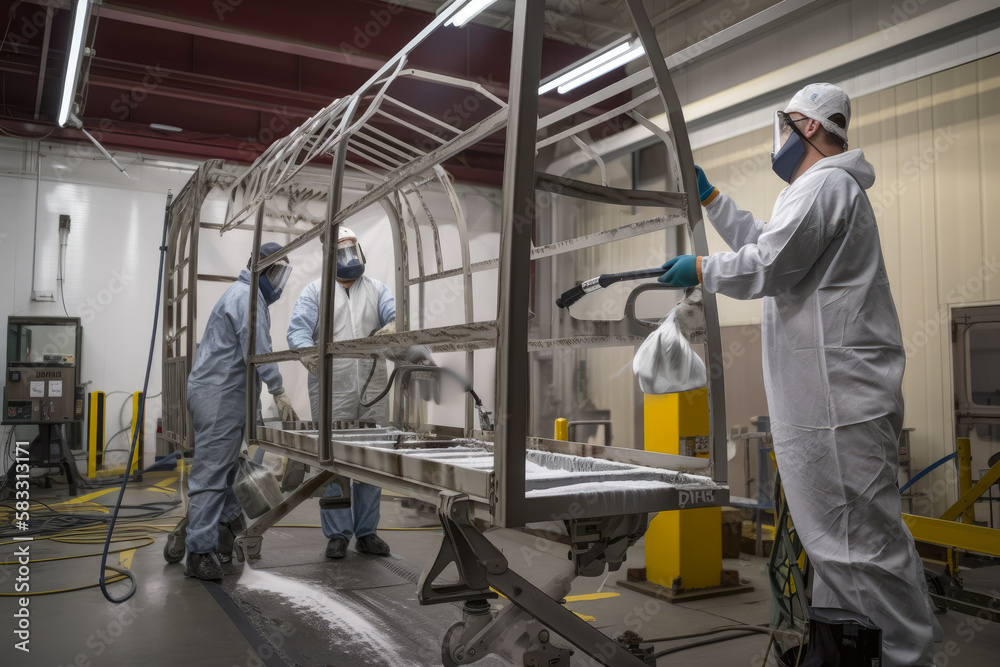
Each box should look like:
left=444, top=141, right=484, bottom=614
left=441, top=622, right=465, bottom=667
left=926, top=572, right=948, bottom=614
left=164, top=517, right=188, bottom=564
left=163, top=540, right=185, bottom=564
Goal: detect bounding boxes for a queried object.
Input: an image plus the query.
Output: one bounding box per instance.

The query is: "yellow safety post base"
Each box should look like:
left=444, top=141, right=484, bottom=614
left=93, top=391, right=144, bottom=477
left=644, top=389, right=721, bottom=591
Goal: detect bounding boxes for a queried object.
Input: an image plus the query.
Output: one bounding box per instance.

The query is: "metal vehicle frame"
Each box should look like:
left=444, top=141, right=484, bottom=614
left=166, top=1, right=732, bottom=664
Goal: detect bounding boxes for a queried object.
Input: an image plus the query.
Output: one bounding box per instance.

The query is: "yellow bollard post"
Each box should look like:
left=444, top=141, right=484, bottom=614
left=644, top=388, right=722, bottom=592
left=129, top=391, right=144, bottom=474
left=87, top=391, right=105, bottom=478
left=554, top=418, right=568, bottom=442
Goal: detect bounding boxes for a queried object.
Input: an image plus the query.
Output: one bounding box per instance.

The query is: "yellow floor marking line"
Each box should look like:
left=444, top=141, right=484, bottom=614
left=119, top=549, right=135, bottom=569
left=154, top=476, right=179, bottom=490
left=62, top=488, right=120, bottom=504
left=489, top=588, right=609, bottom=622
left=564, top=592, right=620, bottom=602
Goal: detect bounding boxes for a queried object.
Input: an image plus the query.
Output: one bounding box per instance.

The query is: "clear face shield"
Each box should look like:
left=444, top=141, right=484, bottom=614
left=773, top=111, right=796, bottom=154
left=336, top=239, right=366, bottom=280
left=265, top=261, right=292, bottom=293
left=336, top=243, right=363, bottom=268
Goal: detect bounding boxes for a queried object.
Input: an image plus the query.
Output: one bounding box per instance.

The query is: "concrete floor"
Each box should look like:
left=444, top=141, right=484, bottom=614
left=2, top=472, right=999, bottom=666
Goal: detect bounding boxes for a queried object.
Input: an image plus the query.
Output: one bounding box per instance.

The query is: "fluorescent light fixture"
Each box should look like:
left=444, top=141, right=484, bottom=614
left=58, top=0, right=91, bottom=128
left=149, top=123, right=183, bottom=134
left=557, top=43, right=644, bottom=94
left=445, top=0, right=501, bottom=27
left=539, top=40, right=646, bottom=96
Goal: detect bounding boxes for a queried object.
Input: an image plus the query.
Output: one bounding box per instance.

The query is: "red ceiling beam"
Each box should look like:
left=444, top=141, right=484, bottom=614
left=97, top=1, right=611, bottom=111
left=99, top=4, right=389, bottom=73
left=0, top=116, right=504, bottom=185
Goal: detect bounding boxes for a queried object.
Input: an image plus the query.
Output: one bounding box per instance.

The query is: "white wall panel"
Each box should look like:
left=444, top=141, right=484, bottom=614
left=0, top=141, right=194, bottom=467
left=0, top=139, right=502, bottom=468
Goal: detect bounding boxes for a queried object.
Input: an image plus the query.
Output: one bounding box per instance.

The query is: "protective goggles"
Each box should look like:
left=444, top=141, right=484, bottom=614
left=264, top=261, right=292, bottom=292
left=772, top=110, right=810, bottom=153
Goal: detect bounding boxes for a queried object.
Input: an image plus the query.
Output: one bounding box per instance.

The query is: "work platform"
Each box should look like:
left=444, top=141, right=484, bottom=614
left=255, top=422, right=728, bottom=518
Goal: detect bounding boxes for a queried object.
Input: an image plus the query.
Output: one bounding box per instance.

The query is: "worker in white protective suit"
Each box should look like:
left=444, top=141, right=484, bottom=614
left=658, top=83, right=941, bottom=666
left=183, top=242, right=298, bottom=581
left=287, top=226, right=434, bottom=559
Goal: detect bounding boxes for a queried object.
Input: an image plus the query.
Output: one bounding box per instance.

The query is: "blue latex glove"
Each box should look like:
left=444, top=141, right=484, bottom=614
left=659, top=255, right=699, bottom=287
left=694, top=166, right=717, bottom=204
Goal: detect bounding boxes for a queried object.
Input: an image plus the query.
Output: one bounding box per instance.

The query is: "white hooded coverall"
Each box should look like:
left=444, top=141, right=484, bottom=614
left=700, top=150, right=940, bottom=667
left=287, top=276, right=395, bottom=539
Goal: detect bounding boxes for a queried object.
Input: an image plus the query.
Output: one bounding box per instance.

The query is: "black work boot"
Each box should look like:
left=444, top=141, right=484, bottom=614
left=184, top=550, right=224, bottom=581
left=217, top=515, right=246, bottom=564
left=325, top=535, right=349, bottom=559
left=355, top=533, right=390, bottom=556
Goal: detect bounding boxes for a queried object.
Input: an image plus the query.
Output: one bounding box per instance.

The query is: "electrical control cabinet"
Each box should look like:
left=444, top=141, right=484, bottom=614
left=4, top=363, right=82, bottom=424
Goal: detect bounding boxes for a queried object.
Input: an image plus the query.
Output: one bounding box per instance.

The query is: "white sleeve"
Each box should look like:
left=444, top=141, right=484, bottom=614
left=701, top=174, right=847, bottom=300
left=287, top=283, right=320, bottom=350
left=705, top=193, right=769, bottom=251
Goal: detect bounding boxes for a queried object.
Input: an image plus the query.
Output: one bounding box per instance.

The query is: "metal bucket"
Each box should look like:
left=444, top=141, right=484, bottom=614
left=233, top=458, right=284, bottom=518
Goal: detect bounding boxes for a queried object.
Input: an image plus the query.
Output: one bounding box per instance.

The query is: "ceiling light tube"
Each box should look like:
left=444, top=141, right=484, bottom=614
left=149, top=123, right=183, bottom=134
left=538, top=41, right=633, bottom=95
left=445, top=0, right=501, bottom=27
left=555, top=43, right=645, bottom=94
left=58, top=0, right=91, bottom=128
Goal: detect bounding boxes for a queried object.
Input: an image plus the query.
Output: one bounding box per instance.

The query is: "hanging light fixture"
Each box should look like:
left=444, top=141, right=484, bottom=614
left=539, top=39, right=646, bottom=95
left=57, top=0, right=91, bottom=128
left=445, top=0, right=502, bottom=28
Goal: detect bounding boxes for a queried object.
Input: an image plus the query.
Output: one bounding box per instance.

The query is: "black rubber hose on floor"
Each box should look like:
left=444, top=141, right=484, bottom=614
left=98, top=190, right=173, bottom=604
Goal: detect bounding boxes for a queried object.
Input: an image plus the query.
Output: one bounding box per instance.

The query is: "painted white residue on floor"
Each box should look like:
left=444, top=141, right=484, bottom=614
left=237, top=565, right=420, bottom=666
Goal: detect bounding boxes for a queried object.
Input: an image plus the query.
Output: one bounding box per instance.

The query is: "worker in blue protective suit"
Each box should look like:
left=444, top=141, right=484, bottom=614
left=659, top=84, right=941, bottom=667
left=183, top=242, right=297, bottom=580
left=287, top=226, right=434, bottom=559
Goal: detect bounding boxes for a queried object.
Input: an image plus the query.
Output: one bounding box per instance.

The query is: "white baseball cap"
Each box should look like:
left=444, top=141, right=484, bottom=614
left=784, top=83, right=851, bottom=143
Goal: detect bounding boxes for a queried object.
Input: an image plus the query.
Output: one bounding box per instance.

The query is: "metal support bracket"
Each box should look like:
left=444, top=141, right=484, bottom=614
left=418, top=491, right=500, bottom=605
left=318, top=473, right=354, bottom=510
left=233, top=469, right=334, bottom=562
left=421, top=492, right=648, bottom=667
left=233, top=535, right=262, bottom=563
left=524, top=629, right=574, bottom=666
left=566, top=514, right=648, bottom=577
left=927, top=570, right=1000, bottom=622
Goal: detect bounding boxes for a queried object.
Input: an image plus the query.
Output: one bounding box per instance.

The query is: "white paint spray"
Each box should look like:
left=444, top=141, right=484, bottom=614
left=237, top=565, right=421, bottom=666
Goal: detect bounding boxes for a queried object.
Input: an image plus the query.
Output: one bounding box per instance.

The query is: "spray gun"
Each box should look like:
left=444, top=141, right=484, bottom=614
left=555, top=267, right=664, bottom=309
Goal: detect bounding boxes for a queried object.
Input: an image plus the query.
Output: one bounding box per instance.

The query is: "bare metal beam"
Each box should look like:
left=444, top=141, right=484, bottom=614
left=33, top=6, right=54, bottom=120
left=535, top=172, right=686, bottom=208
